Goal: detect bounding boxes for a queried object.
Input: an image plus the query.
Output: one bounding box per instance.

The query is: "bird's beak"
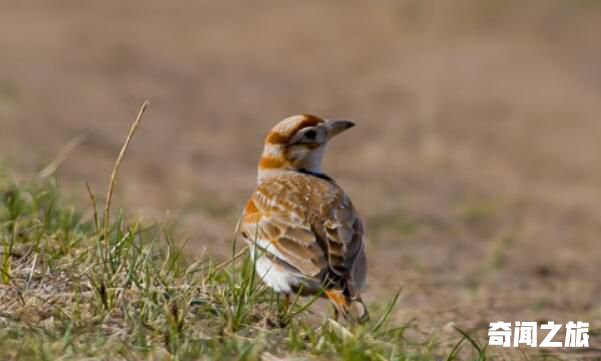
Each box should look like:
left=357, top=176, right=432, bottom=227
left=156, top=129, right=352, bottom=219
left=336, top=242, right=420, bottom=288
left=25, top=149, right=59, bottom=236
left=324, top=120, right=355, bottom=139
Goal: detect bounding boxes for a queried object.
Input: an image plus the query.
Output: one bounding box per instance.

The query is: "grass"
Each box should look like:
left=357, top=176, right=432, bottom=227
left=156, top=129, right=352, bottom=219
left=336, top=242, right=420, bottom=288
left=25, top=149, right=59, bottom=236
left=0, top=169, right=469, bottom=361
left=0, top=104, right=494, bottom=361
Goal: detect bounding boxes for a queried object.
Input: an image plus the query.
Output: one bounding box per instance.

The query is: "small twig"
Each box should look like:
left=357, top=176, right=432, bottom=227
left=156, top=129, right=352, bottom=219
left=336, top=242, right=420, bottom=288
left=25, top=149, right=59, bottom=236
left=37, top=134, right=87, bottom=179
left=103, top=100, right=149, bottom=252
left=0, top=311, right=21, bottom=322
left=85, top=181, right=99, bottom=234
left=25, top=253, right=38, bottom=290
left=215, top=246, right=248, bottom=272
left=200, top=214, right=251, bottom=279
left=201, top=246, right=248, bottom=282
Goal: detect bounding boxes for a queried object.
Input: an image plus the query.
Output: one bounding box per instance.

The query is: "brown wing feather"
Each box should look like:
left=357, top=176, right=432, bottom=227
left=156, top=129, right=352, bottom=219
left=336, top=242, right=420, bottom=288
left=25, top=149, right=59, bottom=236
left=240, top=173, right=366, bottom=294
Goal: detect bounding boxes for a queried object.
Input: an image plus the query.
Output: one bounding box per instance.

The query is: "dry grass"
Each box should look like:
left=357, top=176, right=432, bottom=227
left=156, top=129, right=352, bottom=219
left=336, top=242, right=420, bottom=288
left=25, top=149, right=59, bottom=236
left=0, top=163, right=489, bottom=361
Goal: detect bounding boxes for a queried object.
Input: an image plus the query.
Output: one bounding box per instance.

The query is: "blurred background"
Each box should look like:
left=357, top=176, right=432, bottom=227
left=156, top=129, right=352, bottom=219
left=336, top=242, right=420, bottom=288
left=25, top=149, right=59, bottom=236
left=1, top=0, right=600, bottom=348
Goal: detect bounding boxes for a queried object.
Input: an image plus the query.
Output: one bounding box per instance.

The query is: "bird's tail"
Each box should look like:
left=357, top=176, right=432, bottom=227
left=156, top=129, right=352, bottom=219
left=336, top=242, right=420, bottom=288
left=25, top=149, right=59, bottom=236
left=325, top=289, right=369, bottom=323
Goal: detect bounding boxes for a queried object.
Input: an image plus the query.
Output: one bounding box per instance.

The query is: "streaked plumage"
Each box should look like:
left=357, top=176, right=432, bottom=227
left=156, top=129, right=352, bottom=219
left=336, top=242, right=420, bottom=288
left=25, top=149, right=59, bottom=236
left=238, top=114, right=368, bottom=322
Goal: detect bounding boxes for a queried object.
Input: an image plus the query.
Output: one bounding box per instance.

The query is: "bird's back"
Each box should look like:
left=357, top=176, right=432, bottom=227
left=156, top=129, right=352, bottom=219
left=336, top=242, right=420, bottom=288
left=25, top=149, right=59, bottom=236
left=241, top=172, right=366, bottom=294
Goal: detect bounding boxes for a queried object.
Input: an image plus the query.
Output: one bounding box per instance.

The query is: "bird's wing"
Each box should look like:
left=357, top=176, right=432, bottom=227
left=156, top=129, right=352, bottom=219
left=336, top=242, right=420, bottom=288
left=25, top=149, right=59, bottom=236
left=240, top=191, right=327, bottom=278
left=318, top=191, right=365, bottom=283
left=240, top=175, right=365, bottom=288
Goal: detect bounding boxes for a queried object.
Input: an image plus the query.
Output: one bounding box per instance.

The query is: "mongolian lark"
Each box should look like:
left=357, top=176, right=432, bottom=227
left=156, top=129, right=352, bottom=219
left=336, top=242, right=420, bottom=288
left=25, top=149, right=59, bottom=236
left=238, top=114, right=368, bottom=322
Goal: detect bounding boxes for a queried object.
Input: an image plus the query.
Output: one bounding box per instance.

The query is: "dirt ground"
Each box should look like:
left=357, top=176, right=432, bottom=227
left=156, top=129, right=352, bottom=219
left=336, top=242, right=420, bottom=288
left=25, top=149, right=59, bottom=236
left=1, top=0, right=600, bottom=357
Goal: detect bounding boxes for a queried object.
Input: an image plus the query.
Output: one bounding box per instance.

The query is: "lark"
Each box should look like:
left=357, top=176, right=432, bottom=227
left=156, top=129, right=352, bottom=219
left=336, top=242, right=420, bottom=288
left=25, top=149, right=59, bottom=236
left=238, top=114, right=368, bottom=322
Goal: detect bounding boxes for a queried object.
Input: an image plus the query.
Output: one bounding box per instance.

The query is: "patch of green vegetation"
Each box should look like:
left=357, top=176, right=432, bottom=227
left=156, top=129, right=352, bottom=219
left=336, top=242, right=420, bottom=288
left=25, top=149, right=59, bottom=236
left=455, top=198, right=500, bottom=229
left=530, top=298, right=551, bottom=313
left=573, top=0, right=601, bottom=9
left=589, top=326, right=601, bottom=337
left=0, top=79, right=19, bottom=110
left=368, top=210, right=421, bottom=241
left=0, top=172, right=497, bottom=360
left=483, top=233, right=514, bottom=272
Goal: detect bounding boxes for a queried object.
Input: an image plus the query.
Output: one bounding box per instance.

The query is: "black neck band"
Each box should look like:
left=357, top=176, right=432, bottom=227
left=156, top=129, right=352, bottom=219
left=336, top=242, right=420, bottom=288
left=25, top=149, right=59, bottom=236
left=299, top=168, right=335, bottom=182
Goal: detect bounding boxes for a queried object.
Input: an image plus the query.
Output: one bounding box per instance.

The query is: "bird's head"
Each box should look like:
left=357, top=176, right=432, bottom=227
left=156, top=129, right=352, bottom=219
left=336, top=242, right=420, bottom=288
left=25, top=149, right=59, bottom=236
left=257, top=114, right=355, bottom=183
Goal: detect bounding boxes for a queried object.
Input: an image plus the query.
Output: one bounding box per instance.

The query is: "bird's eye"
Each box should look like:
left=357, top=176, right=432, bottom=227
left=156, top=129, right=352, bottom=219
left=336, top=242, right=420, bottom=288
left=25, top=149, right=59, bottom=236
left=304, top=129, right=317, bottom=140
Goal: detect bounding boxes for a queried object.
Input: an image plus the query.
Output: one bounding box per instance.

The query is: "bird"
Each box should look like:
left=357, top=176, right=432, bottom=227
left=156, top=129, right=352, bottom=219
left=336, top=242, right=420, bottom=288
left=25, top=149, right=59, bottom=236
left=238, top=114, right=368, bottom=322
